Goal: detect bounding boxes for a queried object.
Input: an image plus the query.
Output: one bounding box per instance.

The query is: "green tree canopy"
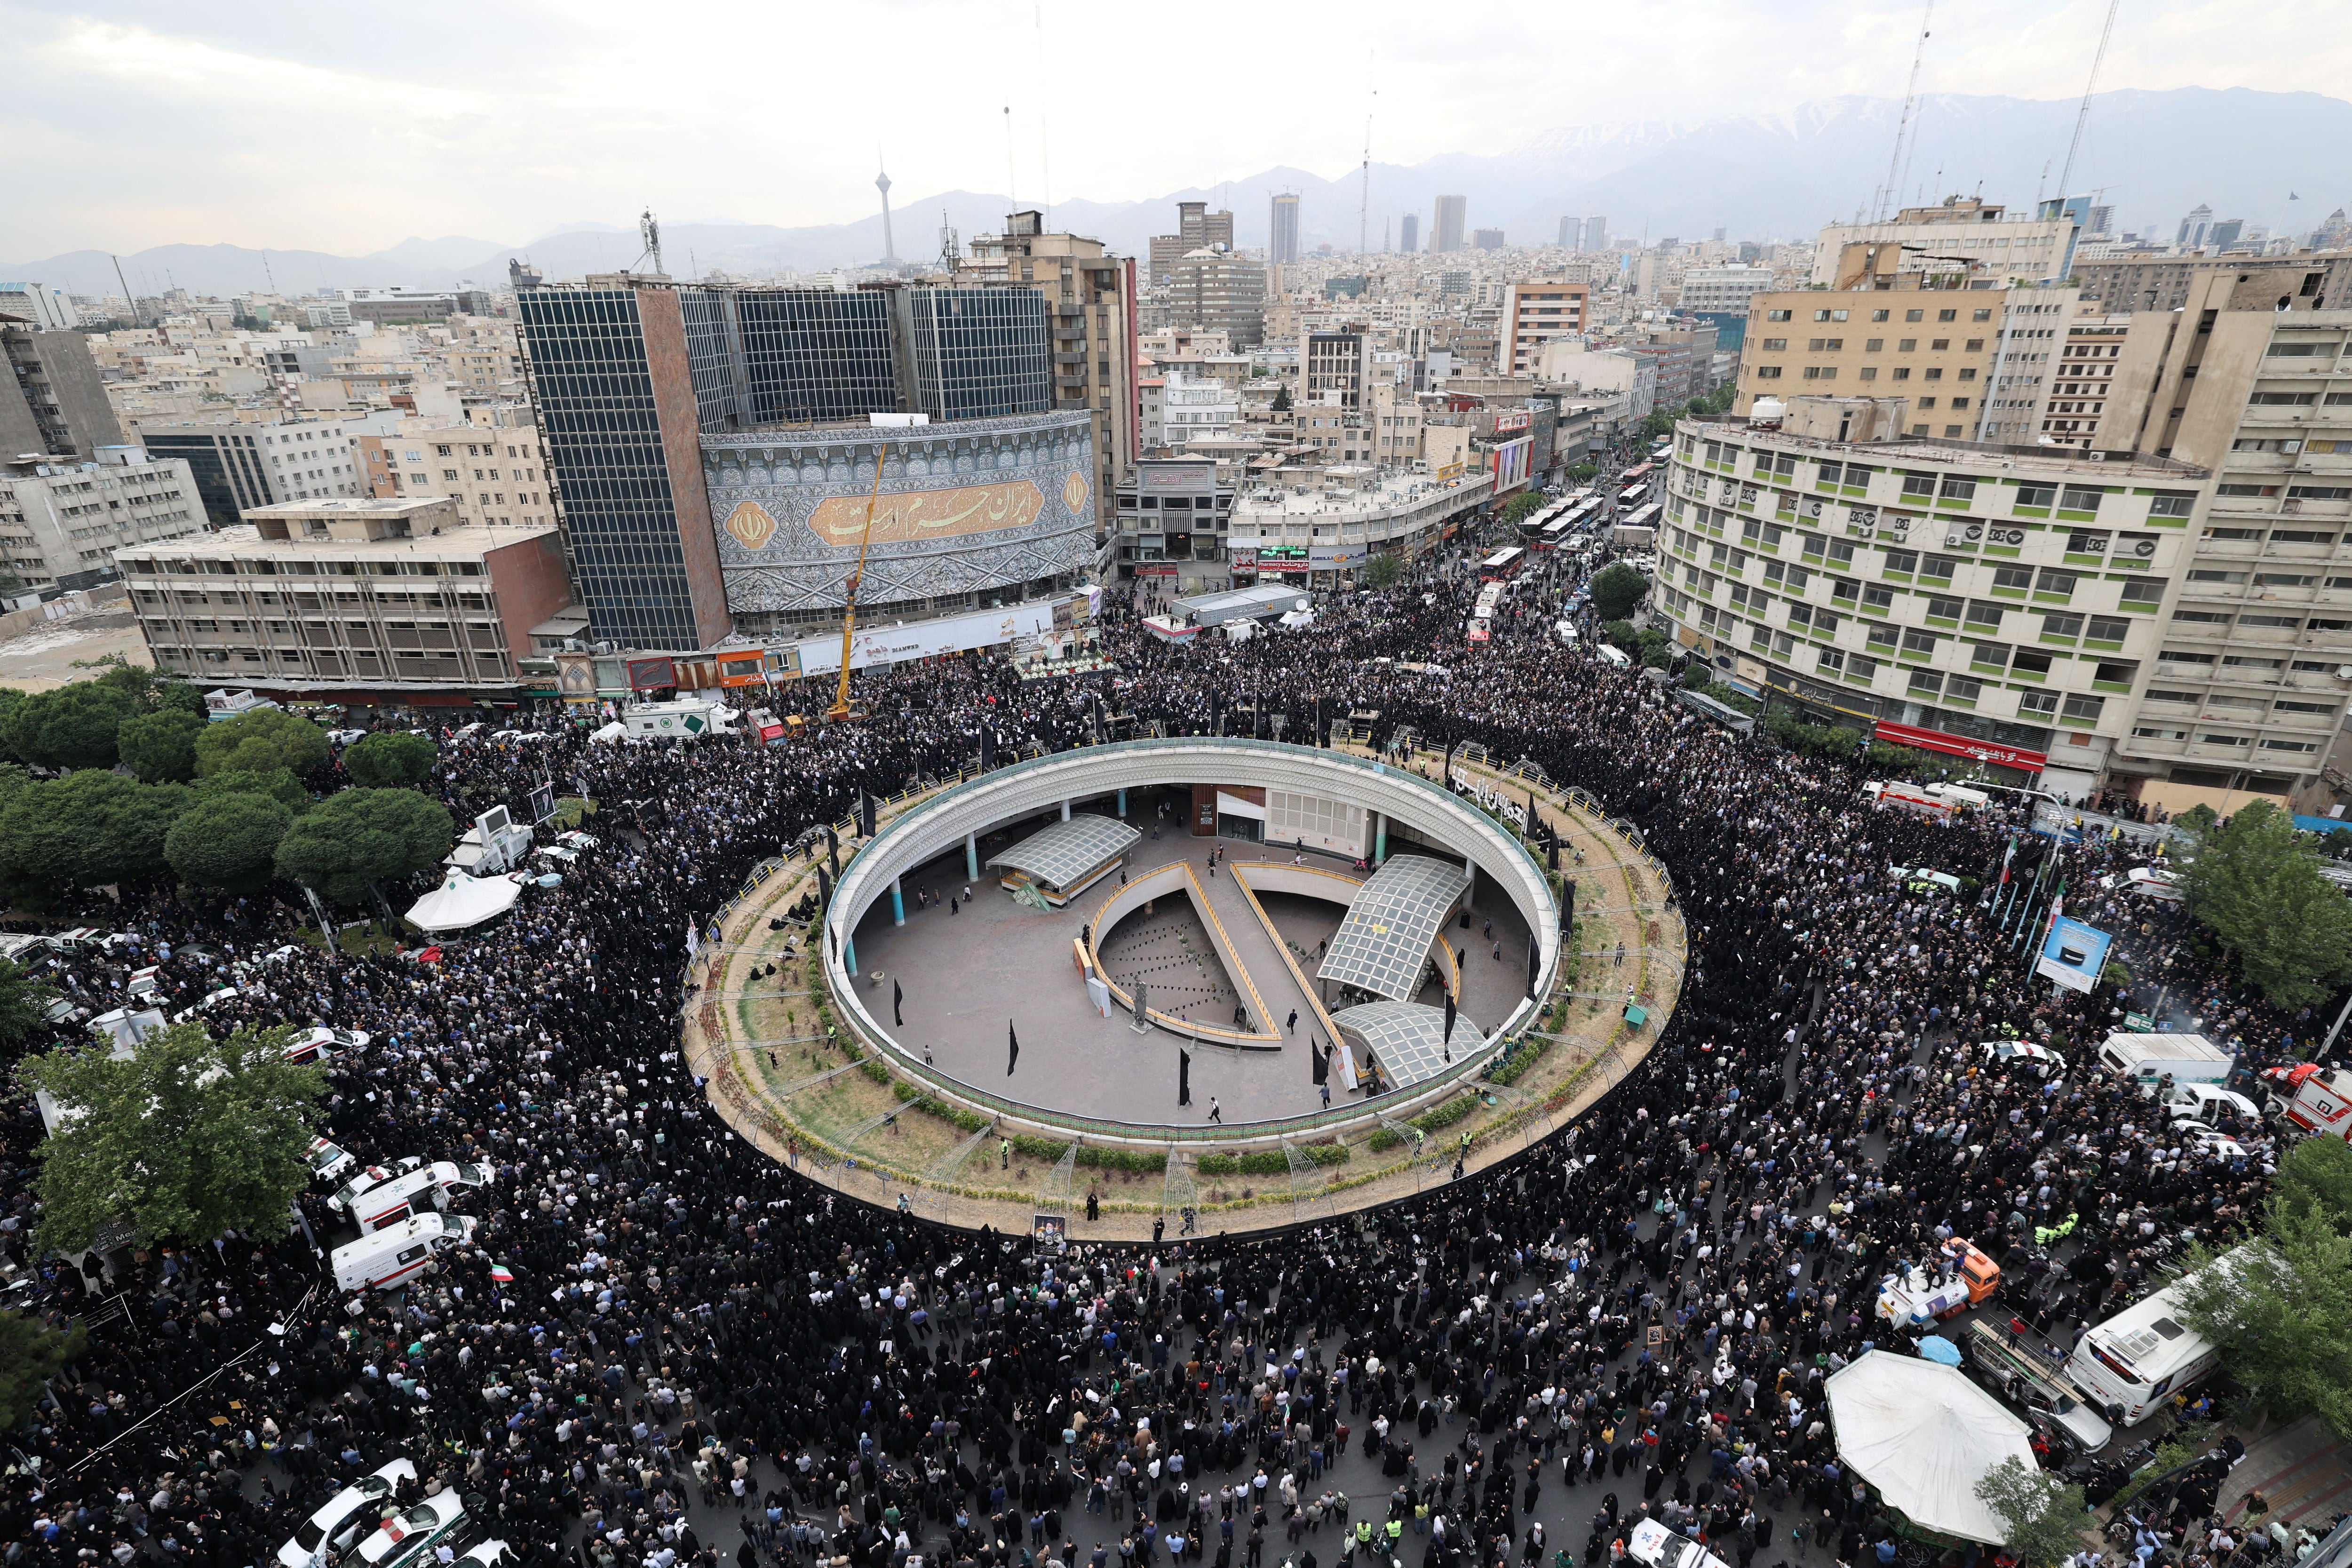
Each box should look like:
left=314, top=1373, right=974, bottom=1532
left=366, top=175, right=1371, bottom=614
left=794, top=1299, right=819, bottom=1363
left=16, top=1021, right=326, bottom=1252
left=1359, top=553, right=1403, bottom=590
left=83, top=657, right=203, bottom=716
left=0, top=688, right=25, bottom=762
left=0, top=956, right=57, bottom=1051
left=2, top=682, right=135, bottom=771
left=193, top=707, right=330, bottom=779
left=1589, top=563, right=1649, bottom=622
left=2177, top=800, right=2352, bottom=1007
left=1500, top=491, right=1546, bottom=525
left=273, top=787, right=454, bottom=905
left=116, top=708, right=205, bottom=784
left=0, top=1311, right=86, bottom=1429
left=165, top=793, right=295, bottom=893
left=1974, top=1456, right=2088, bottom=1568
left=0, top=771, right=192, bottom=890
left=342, top=730, right=438, bottom=790
left=193, top=765, right=309, bottom=815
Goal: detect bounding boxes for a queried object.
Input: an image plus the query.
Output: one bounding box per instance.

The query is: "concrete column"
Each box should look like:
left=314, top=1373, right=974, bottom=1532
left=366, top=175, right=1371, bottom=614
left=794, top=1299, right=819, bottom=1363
left=1061, top=799, right=1072, bottom=821
left=844, top=933, right=858, bottom=974
left=965, top=831, right=979, bottom=881
left=1374, top=812, right=1387, bottom=865
left=1465, top=858, right=1476, bottom=907
left=891, top=876, right=905, bottom=927
left=1117, top=788, right=1128, bottom=817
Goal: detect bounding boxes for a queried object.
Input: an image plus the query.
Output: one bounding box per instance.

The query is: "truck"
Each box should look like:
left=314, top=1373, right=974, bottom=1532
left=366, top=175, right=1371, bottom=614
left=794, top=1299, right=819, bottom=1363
left=1961, top=1318, right=2113, bottom=1453
left=1864, top=780, right=1990, bottom=818
left=2064, top=1247, right=2251, bottom=1426
left=2259, top=1062, right=2352, bottom=1140
left=622, top=699, right=740, bottom=740
left=2097, top=1032, right=2233, bottom=1092
left=1876, top=1239, right=2001, bottom=1327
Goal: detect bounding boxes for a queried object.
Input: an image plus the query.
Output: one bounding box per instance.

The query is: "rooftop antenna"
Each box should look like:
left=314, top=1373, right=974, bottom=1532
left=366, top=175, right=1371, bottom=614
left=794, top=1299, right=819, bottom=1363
left=938, top=208, right=960, bottom=274
left=635, top=208, right=663, bottom=275
left=1003, top=106, right=1018, bottom=212
left=1359, top=58, right=1375, bottom=257
left=1875, top=0, right=1934, bottom=222
left=2055, top=0, right=2119, bottom=209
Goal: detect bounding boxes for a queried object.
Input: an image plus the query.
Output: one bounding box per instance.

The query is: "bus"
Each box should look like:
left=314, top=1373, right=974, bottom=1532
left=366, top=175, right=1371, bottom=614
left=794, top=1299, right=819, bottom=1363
left=1622, top=461, right=1657, bottom=485
left=2063, top=1246, right=2252, bottom=1425
left=1618, top=483, right=1651, bottom=509
left=1613, top=501, right=1663, bottom=542
left=1478, top=546, right=1528, bottom=581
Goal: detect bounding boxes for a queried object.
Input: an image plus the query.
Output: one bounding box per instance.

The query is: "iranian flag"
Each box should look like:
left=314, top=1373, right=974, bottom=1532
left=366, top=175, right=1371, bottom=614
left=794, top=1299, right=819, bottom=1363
left=490, top=1263, right=515, bottom=1286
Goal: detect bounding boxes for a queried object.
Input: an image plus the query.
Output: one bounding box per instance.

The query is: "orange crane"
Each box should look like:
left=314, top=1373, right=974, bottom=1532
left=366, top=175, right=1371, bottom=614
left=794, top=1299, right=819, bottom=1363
left=826, top=448, right=888, bottom=722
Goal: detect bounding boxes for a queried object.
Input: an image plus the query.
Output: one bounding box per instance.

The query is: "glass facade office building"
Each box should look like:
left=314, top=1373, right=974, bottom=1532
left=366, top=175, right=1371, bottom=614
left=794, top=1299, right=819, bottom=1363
left=520, top=279, right=1058, bottom=651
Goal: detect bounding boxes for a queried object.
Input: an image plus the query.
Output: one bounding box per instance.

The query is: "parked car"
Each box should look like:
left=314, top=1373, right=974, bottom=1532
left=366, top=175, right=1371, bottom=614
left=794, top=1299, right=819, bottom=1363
left=354, top=1489, right=468, bottom=1568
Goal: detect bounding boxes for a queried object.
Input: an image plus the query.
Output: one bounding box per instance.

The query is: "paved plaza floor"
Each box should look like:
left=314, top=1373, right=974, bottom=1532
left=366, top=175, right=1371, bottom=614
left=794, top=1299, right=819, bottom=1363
left=844, top=788, right=1534, bottom=1127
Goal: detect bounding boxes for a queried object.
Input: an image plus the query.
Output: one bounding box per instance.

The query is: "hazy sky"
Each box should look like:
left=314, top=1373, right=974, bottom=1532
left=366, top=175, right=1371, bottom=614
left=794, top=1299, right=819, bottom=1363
left=5, top=0, right=2345, bottom=258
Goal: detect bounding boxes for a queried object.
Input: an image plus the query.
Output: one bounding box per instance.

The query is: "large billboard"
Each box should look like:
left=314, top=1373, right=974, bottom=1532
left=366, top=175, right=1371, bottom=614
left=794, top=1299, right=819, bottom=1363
left=1874, top=718, right=2048, bottom=774
left=1489, top=436, right=1533, bottom=493
left=2035, top=915, right=2114, bottom=994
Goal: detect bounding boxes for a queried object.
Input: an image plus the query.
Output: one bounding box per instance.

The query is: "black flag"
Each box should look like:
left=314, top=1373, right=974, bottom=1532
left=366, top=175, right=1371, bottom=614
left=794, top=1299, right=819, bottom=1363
left=1442, top=989, right=1456, bottom=1044
left=892, top=978, right=903, bottom=1027
left=1179, top=1050, right=1192, bottom=1106
left=826, top=825, right=840, bottom=879
left=1528, top=793, right=1540, bottom=838
left=1526, top=937, right=1540, bottom=1001
left=1443, top=740, right=1458, bottom=789
left=1311, top=1038, right=1328, bottom=1086
left=980, top=725, right=994, bottom=770
left=1547, top=836, right=1560, bottom=872
left=859, top=793, right=875, bottom=839
left=1007, top=1021, right=1019, bottom=1076
left=817, top=866, right=833, bottom=911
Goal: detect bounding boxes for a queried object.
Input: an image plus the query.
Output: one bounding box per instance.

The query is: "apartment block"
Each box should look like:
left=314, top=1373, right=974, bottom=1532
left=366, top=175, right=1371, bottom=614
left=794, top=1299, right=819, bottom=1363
left=1433, top=196, right=1467, bottom=255
left=1808, top=196, right=2077, bottom=288
left=1, top=321, right=125, bottom=461
left=1739, top=277, right=2001, bottom=437
left=0, top=449, right=203, bottom=592
left=1168, top=248, right=1268, bottom=348
left=1499, top=280, right=1591, bottom=375
left=1661, top=408, right=2207, bottom=802
left=1149, top=203, right=1236, bottom=285
left=120, top=496, right=572, bottom=697
left=137, top=417, right=369, bottom=527
left=2072, top=252, right=2352, bottom=316
left=355, top=420, right=554, bottom=530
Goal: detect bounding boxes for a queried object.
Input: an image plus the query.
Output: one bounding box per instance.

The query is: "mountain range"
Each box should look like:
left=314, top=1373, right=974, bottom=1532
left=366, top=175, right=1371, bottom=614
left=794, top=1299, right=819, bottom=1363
left=9, top=87, right=2348, bottom=301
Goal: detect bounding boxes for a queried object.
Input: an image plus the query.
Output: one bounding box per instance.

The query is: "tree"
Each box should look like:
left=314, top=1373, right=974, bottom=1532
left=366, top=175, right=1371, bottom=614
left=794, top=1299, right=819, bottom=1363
left=165, top=793, right=294, bottom=893
left=1501, top=492, right=1545, bottom=526
left=343, top=730, right=437, bottom=790
left=82, top=655, right=203, bottom=716
left=273, top=787, right=454, bottom=905
left=116, top=708, right=205, bottom=783
left=1565, top=462, right=1599, bottom=483
left=0, top=688, right=24, bottom=762
left=17, top=1021, right=326, bottom=1252
left=2, top=681, right=135, bottom=770
left=0, top=956, right=57, bottom=1051
left=1270, top=386, right=1291, bottom=413
left=1589, top=563, right=1649, bottom=622
left=1360, top=553, right=1403, bottom=590
left=0, top=772, right=191, bottom=890
left=193, top=765, right=309, bottom=815
left=192, top=707, right=330, bottom=779
left=1974, top=1456, right=2087, bottom=1568
left=0, top=1311, right=86, bottom=1429
left=2275, top=1131, right=2352, bottom=1234
left=2177, top=800, right=2352, bottom=1007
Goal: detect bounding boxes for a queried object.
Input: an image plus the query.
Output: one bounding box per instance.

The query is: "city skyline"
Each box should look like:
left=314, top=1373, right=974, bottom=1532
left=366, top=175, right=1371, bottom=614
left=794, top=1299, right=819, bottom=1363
left=5, top=0, right=2350, bottom=260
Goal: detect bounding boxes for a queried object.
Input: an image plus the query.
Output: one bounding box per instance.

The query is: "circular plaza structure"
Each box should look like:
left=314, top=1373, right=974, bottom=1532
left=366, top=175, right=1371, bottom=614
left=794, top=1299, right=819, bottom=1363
left=688, top=738, right=1685, bottom=1234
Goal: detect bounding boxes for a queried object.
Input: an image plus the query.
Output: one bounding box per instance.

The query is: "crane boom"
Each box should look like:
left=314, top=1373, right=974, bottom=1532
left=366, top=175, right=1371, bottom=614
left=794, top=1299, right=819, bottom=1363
left=826, top=448, right=888, bottom=722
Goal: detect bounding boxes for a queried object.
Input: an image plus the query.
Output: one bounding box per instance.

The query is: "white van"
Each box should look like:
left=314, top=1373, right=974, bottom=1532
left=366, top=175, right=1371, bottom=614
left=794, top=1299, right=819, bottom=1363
left=2165, top=1082, right=2262, bottom=1130
left=337, top=1161, right=490, bottom=1234
left=1595, top=644, right=1632, bottom=669
left=332, top=1212, right=477, bottom=1292
left=2065, top=1246, right=2251, bottom=1425
left=2098, top=1032, right=2233, bottom=1092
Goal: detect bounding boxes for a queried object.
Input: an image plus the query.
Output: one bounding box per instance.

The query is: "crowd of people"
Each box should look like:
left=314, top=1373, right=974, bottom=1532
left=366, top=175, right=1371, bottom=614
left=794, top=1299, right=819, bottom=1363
left=0, top=496, right=2336, bottom=1568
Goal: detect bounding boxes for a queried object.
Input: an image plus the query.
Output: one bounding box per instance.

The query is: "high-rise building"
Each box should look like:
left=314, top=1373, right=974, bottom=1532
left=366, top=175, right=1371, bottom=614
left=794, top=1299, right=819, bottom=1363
left=1472, top=229, right=1506, bottom=251
left=1499, top=280, right=1591, bottom=375
left=0, top=320, right=124, bottom=461
left=531, top=279, right=1048, bottom=646
left=2207, top=218, right=2246, bottom=253
left=876, top=167, right=898, bottom=263
left=2177, top=204, right=2215, bottom=252
left=1398, top=213, right=1419, bottom=255
left=1271, top=194, right=1302, bottom=266
left=1584, top=217, right=1608, bottom=253
left=1150, top=202, right=1236, bottom=284
left=0, top=283, right=77, bottom=330
left=1557, top=217, right=1576, bottom=249
left=1433, top=196, right=1467, bottom=255
left=1168, top=248, right=1268, bottom=347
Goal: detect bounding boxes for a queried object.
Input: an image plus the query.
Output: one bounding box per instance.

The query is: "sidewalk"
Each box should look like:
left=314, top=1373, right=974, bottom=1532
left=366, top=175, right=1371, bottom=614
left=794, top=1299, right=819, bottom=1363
left=2218, top=1415, right=2352, bottom=1529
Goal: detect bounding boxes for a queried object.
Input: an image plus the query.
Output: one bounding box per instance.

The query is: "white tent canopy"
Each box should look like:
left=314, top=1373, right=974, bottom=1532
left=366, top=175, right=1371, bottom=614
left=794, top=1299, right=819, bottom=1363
left=1824, top=1350, right=2037, bottom=1544
left=589, top=720, right=628, bottom=743
left=406, top=872, right=523, bottom=933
